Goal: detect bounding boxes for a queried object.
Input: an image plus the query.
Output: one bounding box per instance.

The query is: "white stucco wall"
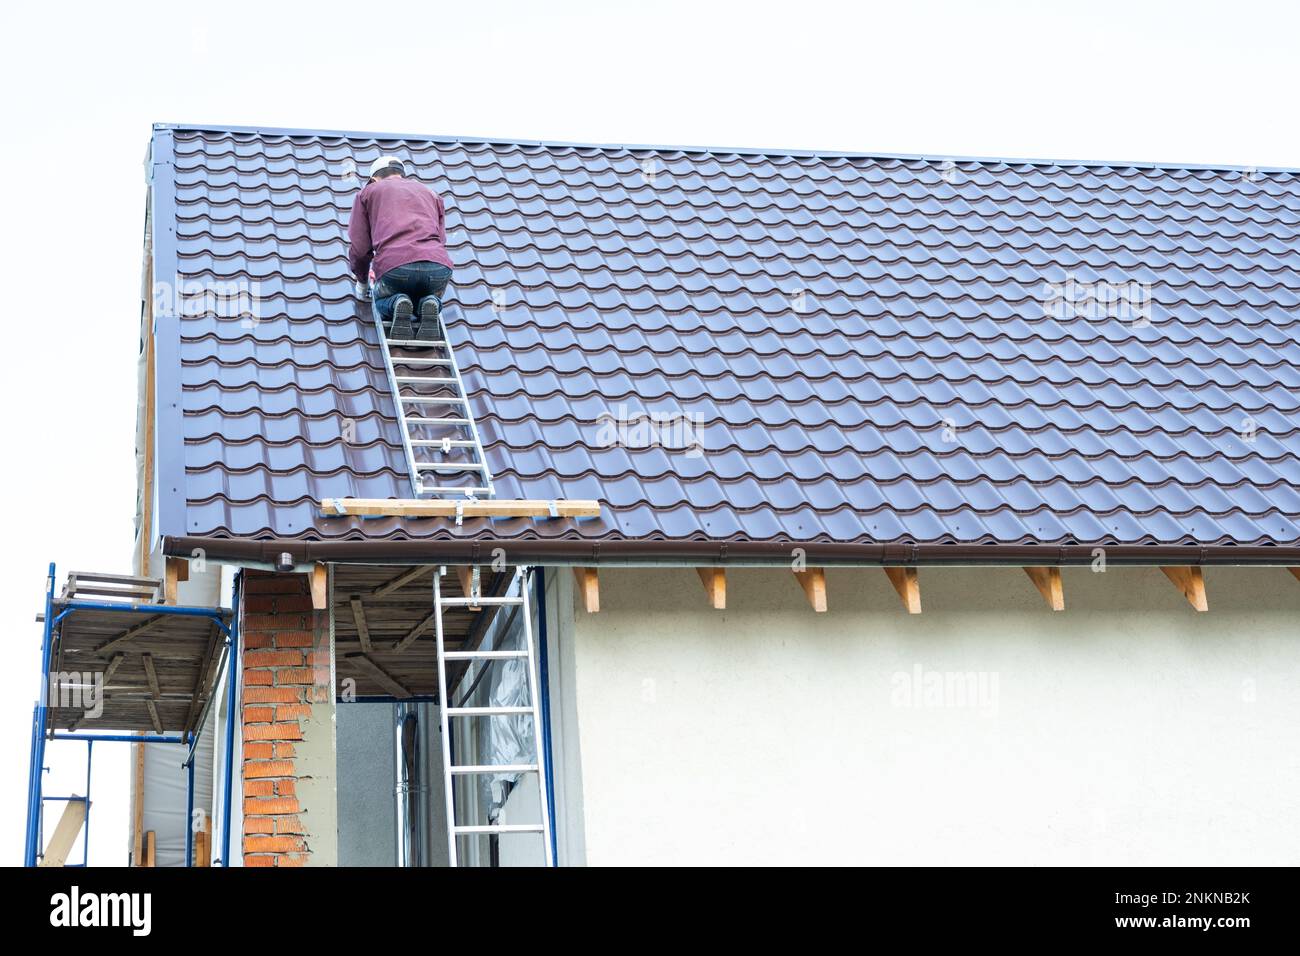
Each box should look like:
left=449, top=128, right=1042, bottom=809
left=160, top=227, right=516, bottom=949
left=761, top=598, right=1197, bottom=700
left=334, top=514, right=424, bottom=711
left=560, top=565, right=1300, bottom=866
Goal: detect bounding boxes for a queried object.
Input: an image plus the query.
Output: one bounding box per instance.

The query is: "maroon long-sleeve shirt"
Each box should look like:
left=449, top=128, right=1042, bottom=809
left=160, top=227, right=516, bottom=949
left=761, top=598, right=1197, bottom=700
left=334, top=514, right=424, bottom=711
left=347, top=175, right=453, bottom=282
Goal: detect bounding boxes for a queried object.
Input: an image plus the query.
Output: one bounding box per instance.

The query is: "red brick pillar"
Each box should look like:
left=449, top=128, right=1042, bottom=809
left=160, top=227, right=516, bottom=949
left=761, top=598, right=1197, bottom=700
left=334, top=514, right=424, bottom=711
left=239, top=570, right=333, bottom=867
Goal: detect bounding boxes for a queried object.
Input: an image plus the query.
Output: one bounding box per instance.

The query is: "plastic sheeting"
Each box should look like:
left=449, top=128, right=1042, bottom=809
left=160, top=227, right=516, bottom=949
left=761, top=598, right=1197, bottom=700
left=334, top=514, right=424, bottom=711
left=485, top=630, right=533, bottom=818
left=137, top=731, right=212, bottom=867
left=480, top=576, right=535, bottom=820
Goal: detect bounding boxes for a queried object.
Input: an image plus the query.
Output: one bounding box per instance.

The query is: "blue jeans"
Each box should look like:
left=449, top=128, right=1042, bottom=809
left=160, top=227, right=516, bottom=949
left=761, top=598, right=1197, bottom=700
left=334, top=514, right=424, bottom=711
left=373, top=261, right=452, bottom=321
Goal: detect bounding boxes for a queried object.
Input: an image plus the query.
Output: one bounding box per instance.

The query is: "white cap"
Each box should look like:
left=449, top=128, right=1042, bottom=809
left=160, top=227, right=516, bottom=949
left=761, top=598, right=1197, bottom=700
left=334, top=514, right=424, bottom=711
left=368, top=155, right=405, bottom=178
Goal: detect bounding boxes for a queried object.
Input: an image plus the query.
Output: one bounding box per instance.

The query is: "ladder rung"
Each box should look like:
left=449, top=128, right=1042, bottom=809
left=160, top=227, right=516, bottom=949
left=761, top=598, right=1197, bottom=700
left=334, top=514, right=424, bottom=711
left=453, top=824, right=546, bottom=835
left=449, top=764, right=538, bottom=775
left=440, top=596, right=525, bottom=607
left=445, top=706, right=533, bottom=716
left=443, top=650, right=529, bottom=660
left=376, top=308, right=494, bottom=507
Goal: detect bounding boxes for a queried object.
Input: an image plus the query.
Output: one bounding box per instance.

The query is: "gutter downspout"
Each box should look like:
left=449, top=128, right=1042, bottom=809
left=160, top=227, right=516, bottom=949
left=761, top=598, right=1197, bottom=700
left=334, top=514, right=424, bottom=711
left=394, top=701, right=431, bottom=866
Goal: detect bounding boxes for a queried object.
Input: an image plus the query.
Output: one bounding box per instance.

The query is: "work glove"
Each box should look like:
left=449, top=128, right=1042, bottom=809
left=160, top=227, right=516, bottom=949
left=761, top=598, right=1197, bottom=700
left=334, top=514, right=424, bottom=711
left=354, top=280, right=371, bottom=301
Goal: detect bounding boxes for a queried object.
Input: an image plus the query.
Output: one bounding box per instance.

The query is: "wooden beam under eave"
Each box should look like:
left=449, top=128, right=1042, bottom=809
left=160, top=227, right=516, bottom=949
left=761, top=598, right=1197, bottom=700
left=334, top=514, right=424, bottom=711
left=456, top=566, right=481, bottom=611
left=308, top=563, right=328, bottom=610
left=349, top=654, right=412, bottom=699
left=164, top=557, right=189, bottom=605
left=392, top=609, right=437, bottom=653
left=141, top=653, right=161, bottom=700
left=1288, top=567, right=1300, bottom=585
left=883, top=567, right=921, bottom=614
left=1160, top=566, right=1208, bottom=612
left=144, top=699, right=163, bottom=735
left=370, top=565, right=431, bottom=599
left=574, top=567, right=600, bottom=613
left=103, top=654, right=126, bottom=686
left=1023, top=566, right=1064, bottom=611
left=95, top=615, right=166, bottom=656
left=794, top=568, right=827, bottom=612
left=697, top=568, right=726, bottom=609
left=349, top=597, right=372, bottom=652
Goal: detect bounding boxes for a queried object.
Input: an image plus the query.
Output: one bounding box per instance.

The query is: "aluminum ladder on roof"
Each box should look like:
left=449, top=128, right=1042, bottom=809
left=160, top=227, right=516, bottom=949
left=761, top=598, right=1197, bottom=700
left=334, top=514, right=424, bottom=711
left=433, top=566, right=554, bottom=867
left=371, top=301, right=495, bottom=498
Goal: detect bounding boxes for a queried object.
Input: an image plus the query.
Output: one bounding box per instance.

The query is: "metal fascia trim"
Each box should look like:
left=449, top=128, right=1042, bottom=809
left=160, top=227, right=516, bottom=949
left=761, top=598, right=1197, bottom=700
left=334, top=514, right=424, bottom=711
left=150, top=127, right=187, bottom=539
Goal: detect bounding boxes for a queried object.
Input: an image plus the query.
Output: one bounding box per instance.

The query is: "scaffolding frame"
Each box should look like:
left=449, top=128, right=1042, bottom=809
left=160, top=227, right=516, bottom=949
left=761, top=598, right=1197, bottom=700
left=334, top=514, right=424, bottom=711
left=24, top=562, right=241, bottom=867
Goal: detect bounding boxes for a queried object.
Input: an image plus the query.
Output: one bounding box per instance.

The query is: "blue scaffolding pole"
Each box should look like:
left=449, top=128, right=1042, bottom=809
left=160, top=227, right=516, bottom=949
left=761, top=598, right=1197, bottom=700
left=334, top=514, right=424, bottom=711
left=25, top=562, right=235, bottom=868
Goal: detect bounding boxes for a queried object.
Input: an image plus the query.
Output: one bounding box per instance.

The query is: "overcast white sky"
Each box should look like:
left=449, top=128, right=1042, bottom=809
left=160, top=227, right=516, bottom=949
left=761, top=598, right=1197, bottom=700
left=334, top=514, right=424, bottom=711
left=0, top=0, right=1295, bottom=866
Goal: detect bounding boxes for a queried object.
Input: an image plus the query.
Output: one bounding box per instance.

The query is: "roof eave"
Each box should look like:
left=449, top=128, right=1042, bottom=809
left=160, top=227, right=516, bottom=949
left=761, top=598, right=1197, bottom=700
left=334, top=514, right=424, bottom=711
left=163, top=534, right=1300, bottom=568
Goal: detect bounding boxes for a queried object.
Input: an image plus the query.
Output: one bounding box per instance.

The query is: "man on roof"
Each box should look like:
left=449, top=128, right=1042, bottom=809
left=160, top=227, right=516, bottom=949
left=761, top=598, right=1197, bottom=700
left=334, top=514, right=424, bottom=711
left=348, top=156, right=453, bottom=342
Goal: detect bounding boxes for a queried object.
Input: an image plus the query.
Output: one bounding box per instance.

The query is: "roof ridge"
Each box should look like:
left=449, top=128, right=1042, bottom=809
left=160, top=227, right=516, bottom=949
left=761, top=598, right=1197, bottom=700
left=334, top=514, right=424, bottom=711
left=154, top=122, right=1300, bottom=176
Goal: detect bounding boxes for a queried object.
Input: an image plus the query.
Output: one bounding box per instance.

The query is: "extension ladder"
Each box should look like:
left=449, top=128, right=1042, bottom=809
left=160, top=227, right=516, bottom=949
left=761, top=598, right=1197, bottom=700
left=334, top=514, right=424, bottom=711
left=371, top=302, right=495, bottom=498
left=433, top=566, right=554, bottom=867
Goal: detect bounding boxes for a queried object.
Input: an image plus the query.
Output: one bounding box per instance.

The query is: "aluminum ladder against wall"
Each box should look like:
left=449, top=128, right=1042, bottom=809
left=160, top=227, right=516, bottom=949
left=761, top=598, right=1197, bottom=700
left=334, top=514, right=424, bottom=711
left=433, top=566, right=554, bottom=867
left=371, top=302, right=495, bottom=498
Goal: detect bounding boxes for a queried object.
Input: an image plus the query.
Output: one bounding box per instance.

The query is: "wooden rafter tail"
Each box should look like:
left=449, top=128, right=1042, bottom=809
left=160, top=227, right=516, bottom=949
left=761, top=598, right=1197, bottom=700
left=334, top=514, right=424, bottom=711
left=1288, top=567, right=1300, bottom=585
left=164, top=557, right=189, bottom=605
left=309, top=563, right=328, bottom=610
left=883, top=567, right=921, bottom=614
left=1161, top=566, right=1208, bottom=612
left=794, top=567, right=827, bottom=612
left=697, top=567, right=726, bottom=609
left=319, top=497, right=601, bottom=518
left=1023, top=566, right=1064, bottom=611
left=456, top=566, right=482, bottom=611
left=574, top=567, right=600, bottom=613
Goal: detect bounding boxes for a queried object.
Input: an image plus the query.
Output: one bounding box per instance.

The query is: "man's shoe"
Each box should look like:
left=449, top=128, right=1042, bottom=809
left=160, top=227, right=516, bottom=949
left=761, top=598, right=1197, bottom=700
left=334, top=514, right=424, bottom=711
left=390, top=296, right=414, bottom=340
left=415, top=298, right=442, bottom=342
